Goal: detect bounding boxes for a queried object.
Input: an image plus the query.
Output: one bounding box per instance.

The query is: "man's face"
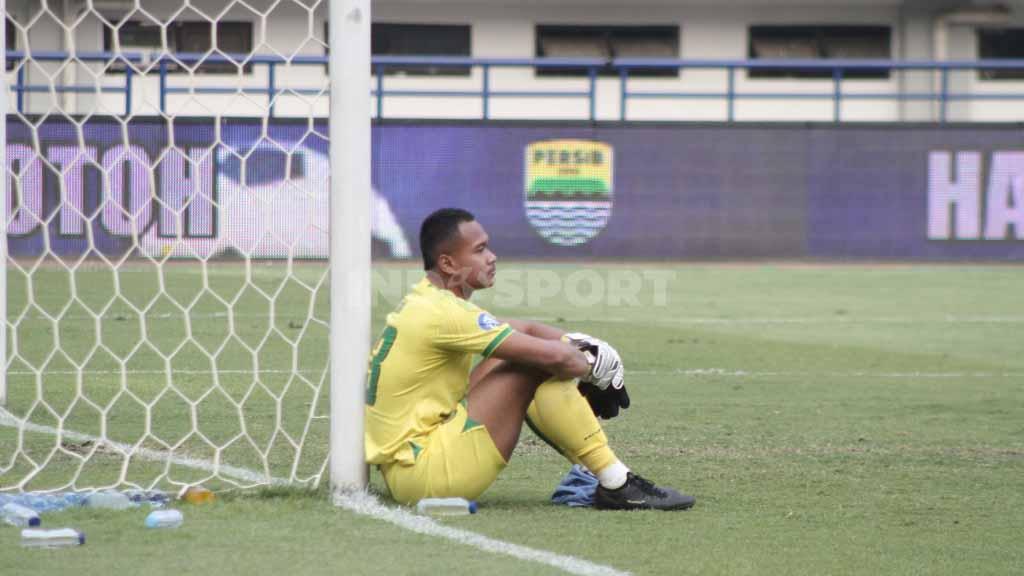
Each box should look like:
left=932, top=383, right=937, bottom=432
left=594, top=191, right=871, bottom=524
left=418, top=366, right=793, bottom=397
left=443, top=220, right=497, bottom=291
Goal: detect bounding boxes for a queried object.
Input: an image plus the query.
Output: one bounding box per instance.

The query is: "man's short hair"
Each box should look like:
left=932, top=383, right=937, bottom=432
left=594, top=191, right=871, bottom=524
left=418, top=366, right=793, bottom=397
left=420, top=208, right=476, bottom=270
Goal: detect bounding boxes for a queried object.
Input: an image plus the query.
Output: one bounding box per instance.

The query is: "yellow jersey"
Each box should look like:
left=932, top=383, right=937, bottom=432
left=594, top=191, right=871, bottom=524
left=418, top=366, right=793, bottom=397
left=364, top=277, right=514, bottom=466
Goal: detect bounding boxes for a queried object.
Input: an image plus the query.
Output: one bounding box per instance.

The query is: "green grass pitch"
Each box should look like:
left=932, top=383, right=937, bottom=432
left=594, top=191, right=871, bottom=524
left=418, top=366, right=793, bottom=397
left=1, top=262, right=1022, bottom=575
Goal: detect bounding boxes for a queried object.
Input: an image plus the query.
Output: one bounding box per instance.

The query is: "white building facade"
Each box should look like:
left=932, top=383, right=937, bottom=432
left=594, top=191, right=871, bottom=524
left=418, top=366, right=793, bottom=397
left=5, top=0, right=1024, bottom=122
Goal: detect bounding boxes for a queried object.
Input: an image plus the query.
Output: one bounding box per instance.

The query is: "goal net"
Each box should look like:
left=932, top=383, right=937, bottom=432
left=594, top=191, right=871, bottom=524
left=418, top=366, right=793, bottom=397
left=1, top=0, right=369, bottom=493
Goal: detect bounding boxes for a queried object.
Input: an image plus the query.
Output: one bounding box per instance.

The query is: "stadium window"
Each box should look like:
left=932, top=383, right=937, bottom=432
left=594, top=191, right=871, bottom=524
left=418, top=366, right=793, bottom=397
left=372, top=23, right=471, bottom=75
left=535, top=25, right=679, bottom=77
left=977, top=28, right=1024, bottom=80
left=103, top=21, right=253, bottom=74
left=748, top=25, right=891, bottom=79
left=324, top=23, right=472, bottom=75
left=6, top=17, right=15, bottom=71
left=175, top=22, right=253, bottom=74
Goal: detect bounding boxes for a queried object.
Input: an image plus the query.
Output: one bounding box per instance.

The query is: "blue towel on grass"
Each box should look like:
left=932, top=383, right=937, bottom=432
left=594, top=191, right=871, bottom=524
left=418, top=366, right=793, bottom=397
left=550, top=464, right=598, bottom=507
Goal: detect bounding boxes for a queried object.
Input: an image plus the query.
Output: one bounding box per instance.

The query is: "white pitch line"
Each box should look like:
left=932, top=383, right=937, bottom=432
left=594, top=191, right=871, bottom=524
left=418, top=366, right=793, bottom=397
left=0, top=407, right=629, bottom=576
left=334, top=490, right=630, bottom=576
left=20, top=312, right=291, bottom=320
left=7, top=369, right=322, bottom=376
left=0, top=406, right=278, bottom=486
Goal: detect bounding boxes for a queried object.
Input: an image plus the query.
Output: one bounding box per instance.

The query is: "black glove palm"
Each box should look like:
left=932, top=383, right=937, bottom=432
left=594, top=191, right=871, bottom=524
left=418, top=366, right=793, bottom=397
left=578, top=381, right=631, bottom=419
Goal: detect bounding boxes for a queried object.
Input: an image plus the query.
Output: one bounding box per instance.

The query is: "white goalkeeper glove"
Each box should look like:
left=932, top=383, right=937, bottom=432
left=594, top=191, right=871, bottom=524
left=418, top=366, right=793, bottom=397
left=565, top=332, right=624, bottom=391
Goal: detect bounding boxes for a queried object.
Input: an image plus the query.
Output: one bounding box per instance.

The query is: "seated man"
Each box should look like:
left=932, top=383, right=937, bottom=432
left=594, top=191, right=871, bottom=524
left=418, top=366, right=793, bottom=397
left=365, top=208, right=695, bottom=510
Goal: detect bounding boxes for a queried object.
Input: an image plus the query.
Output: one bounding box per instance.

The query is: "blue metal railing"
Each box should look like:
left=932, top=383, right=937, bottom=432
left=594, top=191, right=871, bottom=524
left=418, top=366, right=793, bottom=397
left=369, top=56, right=604, bottom=120
left=5, top=51, right=1024, bottom=122
left=615, top=58, right=1024, bottom=122
left=8, top=51, right=144, bottom=116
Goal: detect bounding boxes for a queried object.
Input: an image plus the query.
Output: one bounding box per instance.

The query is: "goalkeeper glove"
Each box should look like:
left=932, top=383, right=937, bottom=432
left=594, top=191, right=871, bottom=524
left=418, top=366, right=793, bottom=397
left=565, top=333, right=630, bottom=419
left=578, top=381, right=630, bottom=419
left=564, top=332, right=623, bottom=391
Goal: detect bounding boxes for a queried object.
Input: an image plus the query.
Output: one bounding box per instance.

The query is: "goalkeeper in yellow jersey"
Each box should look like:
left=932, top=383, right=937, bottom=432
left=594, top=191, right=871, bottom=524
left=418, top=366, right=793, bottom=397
left=365, top=208, right=695, bottom=510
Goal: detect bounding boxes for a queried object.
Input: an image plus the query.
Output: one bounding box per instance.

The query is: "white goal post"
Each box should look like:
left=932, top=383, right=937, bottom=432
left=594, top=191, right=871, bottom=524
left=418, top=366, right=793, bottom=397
left=0, top=0, right=369, bottom=493
left=328, top=0, right=371, bottom=491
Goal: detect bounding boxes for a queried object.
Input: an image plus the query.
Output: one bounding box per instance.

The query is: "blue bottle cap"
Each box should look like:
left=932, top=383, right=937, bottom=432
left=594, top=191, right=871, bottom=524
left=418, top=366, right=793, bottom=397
left=468, top=501, right=478, bottom=514
left=78, top=530, right=86, bottom=546
left=28, top=516, right=40, bottom=527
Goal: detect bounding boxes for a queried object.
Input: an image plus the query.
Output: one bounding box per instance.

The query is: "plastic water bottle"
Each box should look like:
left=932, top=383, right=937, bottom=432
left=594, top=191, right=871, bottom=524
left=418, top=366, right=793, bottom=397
left=20, top=528, right=85, bottom=548
left=0, top=492, right=87, bottom=514
left=145, top=509, right=183, bottom=529
left=3, top=502, right=41, bottom=527
left=415, top=497, right=478, bottom=516
left=84, top=491, right=134, bottom=510
left=180, top=486, right=215, bottom=505
left=125, top=490, right=170, bottom=508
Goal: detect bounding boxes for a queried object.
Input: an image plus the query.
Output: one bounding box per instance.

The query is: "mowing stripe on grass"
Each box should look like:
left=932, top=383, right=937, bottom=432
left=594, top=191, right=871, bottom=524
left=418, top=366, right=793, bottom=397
left=632, top=368, right=1024, bottom=379
left=0, top=407, right=630, bottom=576
left=9, top=368, right=1021, bottom=380
left=531, top=315, right=1024, bottom=325
left=20, top=313, right=1024, bottom=324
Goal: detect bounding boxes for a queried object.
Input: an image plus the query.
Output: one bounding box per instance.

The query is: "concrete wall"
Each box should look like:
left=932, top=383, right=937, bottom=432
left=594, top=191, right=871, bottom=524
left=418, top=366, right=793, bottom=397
left=5, top=0, right=1024, bottom=121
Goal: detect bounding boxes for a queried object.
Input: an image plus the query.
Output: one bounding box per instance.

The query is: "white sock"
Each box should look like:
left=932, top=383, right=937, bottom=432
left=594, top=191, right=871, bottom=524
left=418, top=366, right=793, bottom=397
left=595, top=460, right=629, bottom=490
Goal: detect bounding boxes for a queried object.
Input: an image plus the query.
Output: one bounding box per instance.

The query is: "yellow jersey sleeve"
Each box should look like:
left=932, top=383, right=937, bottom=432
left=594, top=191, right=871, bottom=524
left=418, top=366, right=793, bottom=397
left=434, top=300, right=514, bottom=357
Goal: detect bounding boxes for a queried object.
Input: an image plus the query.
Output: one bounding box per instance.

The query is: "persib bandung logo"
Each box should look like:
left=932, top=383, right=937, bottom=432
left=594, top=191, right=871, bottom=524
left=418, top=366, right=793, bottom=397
left=524, top=140, right=614, bottom=247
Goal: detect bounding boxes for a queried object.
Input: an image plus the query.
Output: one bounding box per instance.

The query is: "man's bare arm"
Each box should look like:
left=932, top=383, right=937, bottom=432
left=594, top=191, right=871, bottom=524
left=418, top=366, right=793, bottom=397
left=500, top=318, right=565, bottom=341
left=488, top=331, right=589, bottom=380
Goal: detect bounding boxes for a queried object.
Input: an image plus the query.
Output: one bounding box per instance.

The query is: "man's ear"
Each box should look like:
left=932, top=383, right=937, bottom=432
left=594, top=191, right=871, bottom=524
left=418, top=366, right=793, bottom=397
left=436, top=253, right=457, bottom=276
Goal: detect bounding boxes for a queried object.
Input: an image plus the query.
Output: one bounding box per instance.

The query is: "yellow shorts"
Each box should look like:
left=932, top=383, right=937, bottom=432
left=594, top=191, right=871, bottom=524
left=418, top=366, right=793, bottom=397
left=381, top=402, right=507, bottom=505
